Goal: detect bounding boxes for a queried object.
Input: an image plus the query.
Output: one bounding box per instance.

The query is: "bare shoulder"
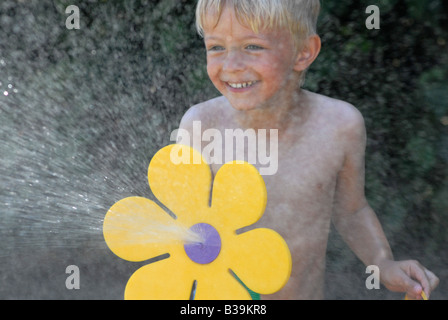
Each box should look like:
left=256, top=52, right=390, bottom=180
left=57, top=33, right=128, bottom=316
left=180, top=96, right=229, bottom=129
left=307, top=91, right=363, bottom=124
left=306, top=90, right=366, bottom=138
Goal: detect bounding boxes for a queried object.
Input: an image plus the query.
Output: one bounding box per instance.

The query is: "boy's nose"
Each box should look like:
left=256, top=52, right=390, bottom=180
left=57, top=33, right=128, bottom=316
left=222, top=50, right=245, bottom=73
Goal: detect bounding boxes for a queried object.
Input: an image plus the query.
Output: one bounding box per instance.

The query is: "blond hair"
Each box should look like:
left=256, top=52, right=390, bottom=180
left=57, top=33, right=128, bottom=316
left=196, top=0, right=320, bottom=49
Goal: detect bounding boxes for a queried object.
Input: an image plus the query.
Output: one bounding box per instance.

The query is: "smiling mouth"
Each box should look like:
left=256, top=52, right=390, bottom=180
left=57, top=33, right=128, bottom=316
left=226, top=81, right=259, bottom=89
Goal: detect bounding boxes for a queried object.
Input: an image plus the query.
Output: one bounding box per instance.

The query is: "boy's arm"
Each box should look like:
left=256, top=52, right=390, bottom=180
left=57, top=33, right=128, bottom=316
left=332, top=106, right=439, bottom=299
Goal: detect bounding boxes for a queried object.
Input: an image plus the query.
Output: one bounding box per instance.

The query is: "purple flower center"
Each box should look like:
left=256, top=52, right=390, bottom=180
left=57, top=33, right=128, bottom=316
left=184, top=223, right=221, bottom=264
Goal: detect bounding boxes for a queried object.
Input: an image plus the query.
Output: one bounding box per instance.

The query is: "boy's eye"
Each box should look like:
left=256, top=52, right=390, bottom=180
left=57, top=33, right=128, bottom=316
left=246, top=45, right=264, bottom=51
left=208, top=45, right=225, bottom=52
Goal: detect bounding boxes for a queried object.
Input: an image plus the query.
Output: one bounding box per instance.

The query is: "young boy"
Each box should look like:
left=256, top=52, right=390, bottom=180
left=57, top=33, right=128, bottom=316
left=177, top=0, right=439, bottom=299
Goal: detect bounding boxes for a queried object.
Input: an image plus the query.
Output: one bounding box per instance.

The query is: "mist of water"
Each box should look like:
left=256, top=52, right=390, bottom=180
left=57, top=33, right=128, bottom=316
left=0, top=1, right=209, bottom=260
left=0, top=100, right=203, bottom=257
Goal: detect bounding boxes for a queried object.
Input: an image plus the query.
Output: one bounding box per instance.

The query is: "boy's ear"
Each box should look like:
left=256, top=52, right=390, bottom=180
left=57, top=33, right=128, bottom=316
left=293, top=35, right=321, bottom=72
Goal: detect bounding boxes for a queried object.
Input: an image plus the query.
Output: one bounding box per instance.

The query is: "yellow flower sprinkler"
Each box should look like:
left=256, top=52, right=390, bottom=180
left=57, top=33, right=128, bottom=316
left=103, top=144, right=292, bottom=300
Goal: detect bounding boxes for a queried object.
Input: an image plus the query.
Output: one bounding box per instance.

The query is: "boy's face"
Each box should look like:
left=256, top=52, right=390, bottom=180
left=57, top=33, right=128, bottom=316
left=202, top=6, right=302, bottom=112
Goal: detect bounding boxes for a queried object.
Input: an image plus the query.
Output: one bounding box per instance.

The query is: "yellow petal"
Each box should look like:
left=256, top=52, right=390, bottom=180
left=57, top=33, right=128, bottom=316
left=227, top=228, right=292, bottom=295
left=103, top=196, right=190, bottom=262
left=124, top=253, right=196, bottom=300
left=209, top=161, right=267, bottom=231
left=194, top=268, right=252, bottom=300
left=148, top=144, right=212, bottom=226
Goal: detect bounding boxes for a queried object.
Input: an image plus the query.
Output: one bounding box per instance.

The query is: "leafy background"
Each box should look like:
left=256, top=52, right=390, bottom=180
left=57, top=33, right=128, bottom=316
left=0, top=0, right=446, bottom=299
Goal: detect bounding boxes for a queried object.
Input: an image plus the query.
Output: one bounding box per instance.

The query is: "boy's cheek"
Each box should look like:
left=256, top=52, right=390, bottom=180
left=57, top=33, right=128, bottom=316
left=206, top=63, right=217, bottom=81
left=206, top=66, right=224, bottom=90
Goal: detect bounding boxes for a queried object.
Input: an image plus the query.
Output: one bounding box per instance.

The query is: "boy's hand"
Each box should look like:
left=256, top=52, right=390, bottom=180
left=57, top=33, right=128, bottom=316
left=378, top=259, right=439, bottom=299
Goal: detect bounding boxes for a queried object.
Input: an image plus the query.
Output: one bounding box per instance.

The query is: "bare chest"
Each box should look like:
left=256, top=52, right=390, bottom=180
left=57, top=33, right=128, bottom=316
left=258, top=136, right=343, bottom=232
left=209, top=129, right=344, bottom=233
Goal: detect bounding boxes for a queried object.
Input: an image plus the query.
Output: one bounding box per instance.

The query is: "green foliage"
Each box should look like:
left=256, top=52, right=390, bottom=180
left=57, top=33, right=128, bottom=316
left=309, top=0, right=448, bottom=252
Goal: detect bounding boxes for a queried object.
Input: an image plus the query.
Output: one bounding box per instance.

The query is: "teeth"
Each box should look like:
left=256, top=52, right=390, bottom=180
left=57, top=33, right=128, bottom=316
left=228, top=81, right=257, bottom=89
